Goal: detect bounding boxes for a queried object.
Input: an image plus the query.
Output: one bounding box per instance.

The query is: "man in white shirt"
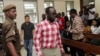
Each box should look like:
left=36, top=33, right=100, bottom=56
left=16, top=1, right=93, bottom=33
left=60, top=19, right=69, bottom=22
left=88, top=2, right=95, bottom=25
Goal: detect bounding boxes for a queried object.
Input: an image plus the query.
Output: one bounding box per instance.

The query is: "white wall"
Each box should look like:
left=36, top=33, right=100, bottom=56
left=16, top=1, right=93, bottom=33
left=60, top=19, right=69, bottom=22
left=74, top=0, right=80, bottom=14
left=3, top=0, right=81, bottom=26
left=37, top=0, right=45, bottom=22
left=54, top=0, right=66, bottom=13
left=95, top=0, right=100, bottom=17
left=3, top=0, right=25, bottom=30
left=54, top=0, right=80, bottom=15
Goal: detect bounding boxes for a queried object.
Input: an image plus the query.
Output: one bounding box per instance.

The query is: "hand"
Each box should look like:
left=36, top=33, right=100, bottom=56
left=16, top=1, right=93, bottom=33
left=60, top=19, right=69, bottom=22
left=61, top=53, right=65, bottom=56
left=20, top=39, right=23, bottom=42
left=66, top=29, right=70, bottom=32
left=62, top=53, right=68, bottom=56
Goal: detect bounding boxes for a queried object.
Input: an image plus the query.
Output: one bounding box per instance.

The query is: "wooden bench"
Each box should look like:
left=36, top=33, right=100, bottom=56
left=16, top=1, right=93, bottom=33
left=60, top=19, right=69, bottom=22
left=84, top=33, right=100, bottom=40
left=62, top=33, right=100, bottom=56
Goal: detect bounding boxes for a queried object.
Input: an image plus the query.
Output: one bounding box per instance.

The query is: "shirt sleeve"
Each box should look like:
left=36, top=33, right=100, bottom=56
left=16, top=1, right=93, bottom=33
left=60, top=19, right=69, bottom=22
left=34, top=24, right=43, bottom=56
left=32, top=23, right=35, bottom=30
left=57, top=31, right=65, bottom=54
left=5, top=24, right=16, bottom=42
left=56, top=23, right=64, bottom=53
left=21, top=24, right=24, bottom=30
left=70, top=18, right=84, bottom=34
left=93, top=26, right=100, bottom=34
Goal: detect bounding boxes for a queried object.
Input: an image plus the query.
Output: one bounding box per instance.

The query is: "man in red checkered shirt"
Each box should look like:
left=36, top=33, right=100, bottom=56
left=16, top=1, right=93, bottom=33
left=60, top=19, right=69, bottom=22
left=34, top=7, right=65, bottom=56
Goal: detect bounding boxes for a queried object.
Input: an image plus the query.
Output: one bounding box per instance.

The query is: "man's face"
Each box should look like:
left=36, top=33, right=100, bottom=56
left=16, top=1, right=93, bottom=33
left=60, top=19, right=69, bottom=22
left=92, top=20, right=97, bottom=26
left=95, top=13, right=98, bottom=18
left=66, top=21, right=70, bottom=27
left=47, top=8, right=56, bottom=22
left=25, top=17, right=30, bottom=23
left=70, top=13, right=74, bottom=18
left=89, top=4, right=94, bottom=9
left=6, top=8, right=17, bottom=19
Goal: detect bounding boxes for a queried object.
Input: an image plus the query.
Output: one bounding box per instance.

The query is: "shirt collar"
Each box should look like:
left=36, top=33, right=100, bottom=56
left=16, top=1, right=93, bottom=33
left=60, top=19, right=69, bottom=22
left=45, top=19, right=56, bottom=24
left=7, top=18, right=15, bottom=23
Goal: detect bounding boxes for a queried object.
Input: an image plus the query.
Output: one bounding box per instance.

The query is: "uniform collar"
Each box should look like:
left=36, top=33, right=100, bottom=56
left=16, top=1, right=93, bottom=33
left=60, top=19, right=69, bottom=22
left=7, top=18, right=15, bottom=23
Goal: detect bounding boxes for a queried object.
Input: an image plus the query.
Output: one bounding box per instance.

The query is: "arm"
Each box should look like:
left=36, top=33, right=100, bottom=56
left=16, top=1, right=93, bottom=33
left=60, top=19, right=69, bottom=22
left=20, top=30, right=24, bottom=41
left=89, top=10, right=95, bottom=14
left=57, top=31, right=65, bottom=56
left=34, top=24, right=43, bottom=56
left=89, top=8, right=95, bottom=14
left=32, top=23, right=35, bottom=34
left=7, top=42, right=18, bottom=56
left=20, top=24, right=24, bottom=41
left=5, top=24, right=18, bottom=56
left=70, top=18, right=84, bottom=34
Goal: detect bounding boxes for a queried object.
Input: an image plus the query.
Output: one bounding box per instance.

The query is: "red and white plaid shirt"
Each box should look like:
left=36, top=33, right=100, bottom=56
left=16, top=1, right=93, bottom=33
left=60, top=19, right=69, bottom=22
left=34, top=20, right=64, bottom=56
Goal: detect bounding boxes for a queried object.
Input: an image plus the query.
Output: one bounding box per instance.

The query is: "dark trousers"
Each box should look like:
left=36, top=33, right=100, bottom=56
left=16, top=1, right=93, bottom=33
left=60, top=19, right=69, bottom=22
left=70, top=39, right=85, bottom=56
left=88, top=20, right=93, bottom=26
left=70, top=46, right=85, bottom=56
left=63, top=45, right=71, bottom=53
left=60, top=30, right=64, bottom=37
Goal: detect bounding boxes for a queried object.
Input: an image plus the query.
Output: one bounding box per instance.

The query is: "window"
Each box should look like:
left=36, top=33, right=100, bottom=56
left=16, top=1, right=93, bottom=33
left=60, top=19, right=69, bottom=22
left=44, top=1, right=54, bottom=8
left=66, top=1, right=74, bottom=17
left=0, top=1, right=3, bottom=23
left=24, top=1, right=38, bottom=23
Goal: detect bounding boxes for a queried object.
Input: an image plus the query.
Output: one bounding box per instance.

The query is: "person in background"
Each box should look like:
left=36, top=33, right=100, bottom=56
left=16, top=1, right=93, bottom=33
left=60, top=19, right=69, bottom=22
left=42, top=14, right=46, bottom=21
left=79, top=10, right=89, bottom=22
left=61, top=12, right=69, bottom=28
left=83, top=20, right=91, bottom=33
left=0, top=23, right=2, bottom=38
left=83, top=5, right=89, bottom=20
left=94, top=13, right=100, bottom=20
left=67, top=9, right=85, bottom=56
left=89, top=19, right=100, bottom=56
left=2, top=4, right=21, bottom=56
left=62, top=21, right=72, bottom=54
left=34, top=7, right=65, bottom=56
left=0, top=23, right=2, bottom=50
left=94, top=13, right=100, bottom=25
left=57, top=13, right=65, bottom=36
left=21, top=15, right=35, bottom=56
left=82, top=20, right=91, bottom=42
left=91, top=19, right=100, bottom=34
left=88, top=2, right=95, bottom=26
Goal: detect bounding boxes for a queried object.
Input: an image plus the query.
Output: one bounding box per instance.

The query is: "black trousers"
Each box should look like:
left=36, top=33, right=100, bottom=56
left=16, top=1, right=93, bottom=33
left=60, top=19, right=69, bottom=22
left=88, top=20, right=93, bottom=26
left=63, top=44, right=71, bottom=54
left=70, top=39, right=85, bottom=56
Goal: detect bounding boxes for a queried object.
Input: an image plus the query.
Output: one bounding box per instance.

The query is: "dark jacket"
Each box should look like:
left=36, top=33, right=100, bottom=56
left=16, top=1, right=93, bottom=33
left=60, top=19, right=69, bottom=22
left=62, top=29, right=72, bottom=39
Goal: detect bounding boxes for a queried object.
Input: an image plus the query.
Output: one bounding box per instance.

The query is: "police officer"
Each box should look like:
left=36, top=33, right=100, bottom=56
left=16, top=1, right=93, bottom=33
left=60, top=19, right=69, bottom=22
left=2, top=4, right=21, bottom=56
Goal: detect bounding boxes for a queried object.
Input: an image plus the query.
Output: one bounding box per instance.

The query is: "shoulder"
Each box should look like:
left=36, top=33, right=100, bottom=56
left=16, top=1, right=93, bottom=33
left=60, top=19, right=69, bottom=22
left=38, top=20, right=47, bottom=26
left=76, top=16, right=83, bottom=22
left=55, top=21, right=59, bottom=25
left=91, top=26, right=94, bottom=29
left=30, top=22, right=34, bottom=25
left=22, top=22, right=25, bottom=25
left=3, top=20, right=12, bottom=28
left=97, top=26, right=100, bottom=29
left=74, top=16, right=82, bottom=22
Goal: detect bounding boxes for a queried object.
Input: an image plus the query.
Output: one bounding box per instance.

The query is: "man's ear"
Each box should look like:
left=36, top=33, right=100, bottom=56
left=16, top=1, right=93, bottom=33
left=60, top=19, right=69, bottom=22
left=5, top=11, right=9, bottom=15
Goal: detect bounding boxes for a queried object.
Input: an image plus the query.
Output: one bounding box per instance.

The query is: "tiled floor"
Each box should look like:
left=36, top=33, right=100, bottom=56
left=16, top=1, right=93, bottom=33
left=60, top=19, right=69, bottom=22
left=21, top=46, right=70, bottom=56
left=21, top=46, right=36, bottom=56
left=0, top=46, right=100, bottom=56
